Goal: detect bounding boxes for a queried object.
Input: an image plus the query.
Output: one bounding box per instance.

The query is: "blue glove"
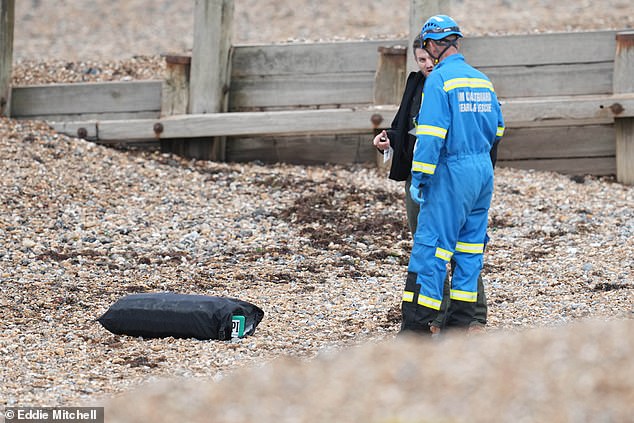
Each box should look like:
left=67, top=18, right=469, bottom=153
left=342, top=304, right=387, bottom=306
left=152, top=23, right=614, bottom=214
left=409, top=183, right=424, bottom=205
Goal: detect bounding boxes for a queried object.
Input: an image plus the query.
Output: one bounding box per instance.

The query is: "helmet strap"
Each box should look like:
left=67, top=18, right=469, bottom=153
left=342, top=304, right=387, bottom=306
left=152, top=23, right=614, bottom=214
left=423, top=42, right=441, bottom=65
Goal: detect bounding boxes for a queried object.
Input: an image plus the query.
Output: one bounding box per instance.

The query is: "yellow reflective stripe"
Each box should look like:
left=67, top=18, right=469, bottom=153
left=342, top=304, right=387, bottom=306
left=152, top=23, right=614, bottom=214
left=443, top=77, right=494, bottom=92
left=416, top=124, right=447, bottom=139
left=412, top=161, right=436, bottom=175
left=496, top=126, right=505, bottom=137
left=435, top=247, right=453, bottom=262
left=417, top=295, right=442, bottom=310
left=455, top=242, right=484, bottom=254
left=450, top=289, right=478, bottom=303
left=402, top=291, right=415, bottom=303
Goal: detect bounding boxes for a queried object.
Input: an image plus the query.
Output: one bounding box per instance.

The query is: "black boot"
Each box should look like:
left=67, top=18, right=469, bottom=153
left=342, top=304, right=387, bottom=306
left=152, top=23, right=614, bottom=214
left=400, top=272, right=438, bottom=336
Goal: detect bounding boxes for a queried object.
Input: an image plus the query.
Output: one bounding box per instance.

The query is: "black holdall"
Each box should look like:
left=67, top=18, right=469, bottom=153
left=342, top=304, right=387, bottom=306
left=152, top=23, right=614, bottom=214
left=97, top=292, right=264, bottom=341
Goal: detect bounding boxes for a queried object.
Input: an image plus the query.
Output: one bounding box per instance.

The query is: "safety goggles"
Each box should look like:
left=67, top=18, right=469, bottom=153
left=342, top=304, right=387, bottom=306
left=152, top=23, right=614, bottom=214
left=423, top=37, right=456, bottom=48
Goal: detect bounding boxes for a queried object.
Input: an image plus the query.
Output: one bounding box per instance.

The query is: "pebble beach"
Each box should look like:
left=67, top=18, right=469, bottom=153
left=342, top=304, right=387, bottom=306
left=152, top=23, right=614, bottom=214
left=2, top=0, right=633, bottom=421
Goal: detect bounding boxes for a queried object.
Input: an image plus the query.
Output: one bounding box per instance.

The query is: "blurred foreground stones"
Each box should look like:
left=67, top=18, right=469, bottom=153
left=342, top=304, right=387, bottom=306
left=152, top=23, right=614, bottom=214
left=104, top=319, right=634, bottom=423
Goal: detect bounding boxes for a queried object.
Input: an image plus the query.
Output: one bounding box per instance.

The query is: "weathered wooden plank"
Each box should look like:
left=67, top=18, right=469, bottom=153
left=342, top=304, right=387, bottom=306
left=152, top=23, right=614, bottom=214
left=229, top=72, right=375, bottom=110
left=486, top=62, right=613, bottom=98
left=225, top=133, right=374, bottom=164
left=86, top=107, right=397, bottom=141
left=38, top=111, right=159, bottom=123
left=11, top=80, right=162, bottom=118
left=463, top=31, right=617, bottom=68
left=228, top=33, right=617, bottom=108
left=501, top=93, right=634, bottom=127
left=47, top=107, right=396, bottom=141
left=50, top=121, right=98, bottom=140
left=0, top=0, right=14, bottom=116
left=498, top=125, right=615, bottom=160
left=497, top=157, right=616, bottom=176
left=229, top=31, right=617, bottom=78
left=231, top=40, right=402, bottom=77
left=230, top=61, right=615, bottom=109
left=49, top=94, right=634, bottom=142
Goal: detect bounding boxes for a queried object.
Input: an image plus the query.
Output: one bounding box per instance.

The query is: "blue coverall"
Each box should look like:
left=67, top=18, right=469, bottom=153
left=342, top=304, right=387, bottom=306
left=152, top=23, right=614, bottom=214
left=406, top=53, right=505, bottom=327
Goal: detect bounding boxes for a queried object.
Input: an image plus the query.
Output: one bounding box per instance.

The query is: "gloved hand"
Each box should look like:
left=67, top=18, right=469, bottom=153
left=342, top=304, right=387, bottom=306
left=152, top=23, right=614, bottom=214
left=409, top=183, right=424, bottom=205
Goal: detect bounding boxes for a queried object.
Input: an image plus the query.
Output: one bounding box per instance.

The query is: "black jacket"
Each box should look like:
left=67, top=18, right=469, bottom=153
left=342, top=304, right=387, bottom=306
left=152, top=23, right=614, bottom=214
left=385, top=71, right=425, bottom=181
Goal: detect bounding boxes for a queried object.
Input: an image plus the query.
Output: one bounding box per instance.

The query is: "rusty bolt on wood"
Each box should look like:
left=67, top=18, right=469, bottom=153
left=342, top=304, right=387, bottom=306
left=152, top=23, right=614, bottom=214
left=609, top=103, right=624, bottom=115
left=370, top=113, right=384, bottom=128
left=153, top=122, right=164, bottom=137
left=77, top=127, right=88, bottom=139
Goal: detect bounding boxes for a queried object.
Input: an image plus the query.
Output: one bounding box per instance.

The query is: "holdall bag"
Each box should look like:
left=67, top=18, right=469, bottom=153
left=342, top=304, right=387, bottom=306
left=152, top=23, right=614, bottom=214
left=97, top=292, right=264, bottom=340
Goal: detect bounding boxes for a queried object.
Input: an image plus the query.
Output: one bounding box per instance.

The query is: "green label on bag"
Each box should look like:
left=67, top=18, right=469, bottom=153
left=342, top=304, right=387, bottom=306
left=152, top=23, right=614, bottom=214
left=231, top=315, right=245, bottom=338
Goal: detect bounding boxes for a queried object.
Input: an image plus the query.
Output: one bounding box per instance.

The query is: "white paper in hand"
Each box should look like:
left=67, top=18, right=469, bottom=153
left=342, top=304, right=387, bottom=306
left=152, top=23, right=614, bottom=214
left=383, top=146, right=393, bottom=163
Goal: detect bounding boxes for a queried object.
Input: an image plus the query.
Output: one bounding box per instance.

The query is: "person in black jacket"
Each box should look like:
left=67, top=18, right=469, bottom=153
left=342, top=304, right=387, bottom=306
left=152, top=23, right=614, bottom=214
left=373, top=35, right=432, bottom=235
left=373, top=35, right=490, bottom=333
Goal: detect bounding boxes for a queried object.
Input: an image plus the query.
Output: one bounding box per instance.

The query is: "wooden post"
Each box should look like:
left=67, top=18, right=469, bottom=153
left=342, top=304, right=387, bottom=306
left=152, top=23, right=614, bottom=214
left=374, top=45, right=407, bottom=173
left=190, top=0, right=233, bottom=114
left=374, top=46, right=407, bottom=105
left=184, top=0, right=234, bottom=160
left=161, top=54, right=191, bottom=117
left=159, top=54, right=191, bottom=155
left=614, top=31, right=634, bottom=185
left=0, top=0, right=14, bottom=117
left=409, top=0, right=450, bottom=71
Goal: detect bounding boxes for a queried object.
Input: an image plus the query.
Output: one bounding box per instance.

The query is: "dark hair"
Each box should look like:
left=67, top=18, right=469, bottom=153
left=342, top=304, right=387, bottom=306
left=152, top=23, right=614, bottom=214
left=413, top=34, right=424, bottom=50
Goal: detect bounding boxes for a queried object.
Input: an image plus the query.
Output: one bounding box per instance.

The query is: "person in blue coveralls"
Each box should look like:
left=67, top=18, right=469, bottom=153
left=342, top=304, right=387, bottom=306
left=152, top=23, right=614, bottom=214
left=402, top=15, right=505, bottom=335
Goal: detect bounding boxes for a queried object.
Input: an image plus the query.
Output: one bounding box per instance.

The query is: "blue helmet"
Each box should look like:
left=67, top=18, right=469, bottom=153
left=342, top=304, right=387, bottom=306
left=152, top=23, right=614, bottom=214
left=420, top=15, right=463, bottom=41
